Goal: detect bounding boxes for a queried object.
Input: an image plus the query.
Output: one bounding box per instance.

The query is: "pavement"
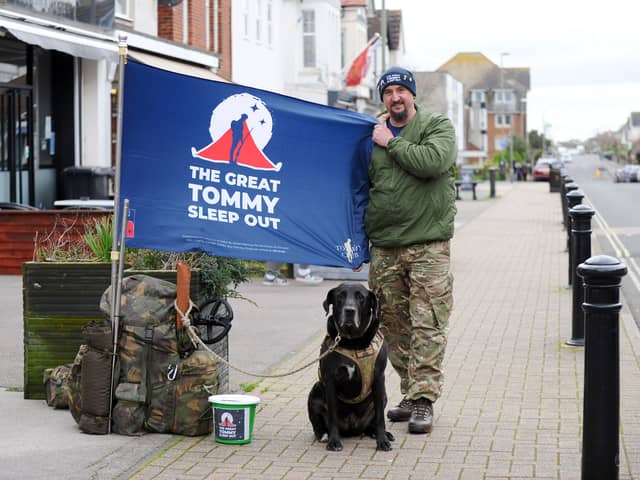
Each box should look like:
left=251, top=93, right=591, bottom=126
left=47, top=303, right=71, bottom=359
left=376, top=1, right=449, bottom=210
left=1, top=179, right=640, bottom=479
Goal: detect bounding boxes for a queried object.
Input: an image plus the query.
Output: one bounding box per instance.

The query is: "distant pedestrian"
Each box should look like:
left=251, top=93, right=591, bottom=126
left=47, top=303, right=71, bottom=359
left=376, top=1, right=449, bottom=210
left=366, top=67, right=457, bottom=434
left=263, top=262, right=323, bottom=286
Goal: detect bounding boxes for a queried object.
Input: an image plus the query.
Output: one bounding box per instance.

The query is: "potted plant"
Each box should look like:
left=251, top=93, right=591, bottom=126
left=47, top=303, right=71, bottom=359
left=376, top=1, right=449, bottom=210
left=23, top=216, right=249, bottom=398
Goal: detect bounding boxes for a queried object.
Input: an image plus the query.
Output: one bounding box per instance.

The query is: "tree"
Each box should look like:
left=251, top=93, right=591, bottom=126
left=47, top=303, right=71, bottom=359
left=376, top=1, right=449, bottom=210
left=529, top=130, right=544, bottom=150
left=528, top=129, right=552, bottom=160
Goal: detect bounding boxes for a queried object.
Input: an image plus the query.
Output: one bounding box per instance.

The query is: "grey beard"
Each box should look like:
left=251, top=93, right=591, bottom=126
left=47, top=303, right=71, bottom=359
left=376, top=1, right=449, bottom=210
left=389, top=108, right=408, bottom=123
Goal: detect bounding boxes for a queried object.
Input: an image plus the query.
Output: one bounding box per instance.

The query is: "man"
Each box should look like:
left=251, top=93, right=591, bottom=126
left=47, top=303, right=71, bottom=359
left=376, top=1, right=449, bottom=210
left=366, top=67, right=457, bottom=434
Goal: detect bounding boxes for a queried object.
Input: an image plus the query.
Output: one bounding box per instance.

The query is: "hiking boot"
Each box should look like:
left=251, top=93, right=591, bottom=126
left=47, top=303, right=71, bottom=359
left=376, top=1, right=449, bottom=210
left=408, top=398, right=433, bottom=434
left=387, top=397, right=413, bottom=422
left=262, top=271, right=288, bottom=286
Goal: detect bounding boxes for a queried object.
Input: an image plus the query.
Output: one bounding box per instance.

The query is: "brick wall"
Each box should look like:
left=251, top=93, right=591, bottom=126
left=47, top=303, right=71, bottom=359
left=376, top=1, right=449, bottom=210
left=157, top=0, right=231, bottom=81
left=216, top=0, right=232, bottom=81
left=189, top=0, right=206, bottom=49
left=487, top=113, right=525, bottom=161
left=158, top=3, right=183, bottom=42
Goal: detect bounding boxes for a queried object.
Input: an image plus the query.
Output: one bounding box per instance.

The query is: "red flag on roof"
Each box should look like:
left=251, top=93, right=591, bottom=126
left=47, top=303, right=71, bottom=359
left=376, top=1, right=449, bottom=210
left=344, top=34, right=380, bottom=87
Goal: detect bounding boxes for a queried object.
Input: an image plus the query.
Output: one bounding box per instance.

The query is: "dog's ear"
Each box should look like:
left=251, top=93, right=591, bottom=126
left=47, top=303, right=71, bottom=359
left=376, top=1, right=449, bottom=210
left=369, top=289, right=378, bottom=320
left=323, top=287, right=336, bottom=314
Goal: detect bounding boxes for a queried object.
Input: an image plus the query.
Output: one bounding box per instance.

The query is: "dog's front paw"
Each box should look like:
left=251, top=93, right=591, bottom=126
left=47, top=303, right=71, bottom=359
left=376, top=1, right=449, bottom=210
left=376, top=437, right=393, bottom=451
left=326, top=438, right=343, bottom=451
left=376, top=431, right=395, bottom=451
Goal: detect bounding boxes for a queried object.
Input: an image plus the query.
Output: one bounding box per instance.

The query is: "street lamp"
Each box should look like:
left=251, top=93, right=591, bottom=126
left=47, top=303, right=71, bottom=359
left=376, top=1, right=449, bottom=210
left=542, top=117, right=551, bottom=155
left=541, top=114, right=546, bottom=155
left=520, top=97, right=529, bottom=157
left=500, top=52, right=513, bottom=182
left=521, top=97, right=528, bottom=166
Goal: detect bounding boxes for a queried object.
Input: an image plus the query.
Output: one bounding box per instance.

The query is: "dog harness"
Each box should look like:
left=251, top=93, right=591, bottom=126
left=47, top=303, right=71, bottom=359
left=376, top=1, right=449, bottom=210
left=319, top=330, right=385, bottom=404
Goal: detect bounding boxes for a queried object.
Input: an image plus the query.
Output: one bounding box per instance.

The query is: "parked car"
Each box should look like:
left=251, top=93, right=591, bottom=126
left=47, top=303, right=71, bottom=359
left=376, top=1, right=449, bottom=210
left=533, top=158, right=552, bottom=181
left=613, top=164, right=640, bottom=183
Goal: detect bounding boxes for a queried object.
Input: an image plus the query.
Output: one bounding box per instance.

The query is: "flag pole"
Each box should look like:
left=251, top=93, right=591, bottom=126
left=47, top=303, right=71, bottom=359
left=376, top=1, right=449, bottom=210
left=381, top=0, right=387, bottom=72
left=108, top=35, right=128, bottom=434
left=110, top=35, right=127, bottom=318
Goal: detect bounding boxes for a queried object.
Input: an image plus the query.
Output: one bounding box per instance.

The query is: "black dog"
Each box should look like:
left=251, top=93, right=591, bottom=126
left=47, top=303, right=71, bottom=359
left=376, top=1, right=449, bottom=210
left=307, top=282, right=394, bottom=451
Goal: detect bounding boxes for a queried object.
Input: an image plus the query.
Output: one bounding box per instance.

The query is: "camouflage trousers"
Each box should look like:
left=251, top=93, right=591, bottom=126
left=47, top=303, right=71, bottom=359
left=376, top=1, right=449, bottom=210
left=369, top=241, right=453, bottom=402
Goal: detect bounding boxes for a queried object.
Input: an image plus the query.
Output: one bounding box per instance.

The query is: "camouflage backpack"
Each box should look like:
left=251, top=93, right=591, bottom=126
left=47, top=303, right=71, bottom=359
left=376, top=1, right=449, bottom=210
left=43, top=364, right=72, bottom=409
left=101, top=274, right=218, bottom=436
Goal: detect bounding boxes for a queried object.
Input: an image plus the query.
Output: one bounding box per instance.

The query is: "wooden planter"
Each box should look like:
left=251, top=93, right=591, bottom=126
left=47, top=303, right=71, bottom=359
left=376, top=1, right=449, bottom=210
left=22, top=262, right=229, bottom=399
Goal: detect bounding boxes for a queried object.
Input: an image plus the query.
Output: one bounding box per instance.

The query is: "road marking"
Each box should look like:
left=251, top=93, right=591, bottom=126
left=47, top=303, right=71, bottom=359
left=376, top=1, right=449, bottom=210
left=583, top=192, right=640, bottom=292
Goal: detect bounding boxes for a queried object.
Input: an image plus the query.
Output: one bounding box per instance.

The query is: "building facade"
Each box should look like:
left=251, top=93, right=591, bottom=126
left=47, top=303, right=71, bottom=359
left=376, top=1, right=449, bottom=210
left=232, top=0, right=343, bottom=105
left=0, top=0, right=223, bottom=208
left=414, top=71, right=465, bottom=165
left=437, top=52, right=530, bottom=166
left=0, top=1, right=415, bottom=208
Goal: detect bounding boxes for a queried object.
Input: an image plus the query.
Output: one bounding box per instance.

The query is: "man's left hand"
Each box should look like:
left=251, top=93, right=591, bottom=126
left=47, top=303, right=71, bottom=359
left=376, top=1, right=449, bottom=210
left=373, top=123, right=394, bottom=148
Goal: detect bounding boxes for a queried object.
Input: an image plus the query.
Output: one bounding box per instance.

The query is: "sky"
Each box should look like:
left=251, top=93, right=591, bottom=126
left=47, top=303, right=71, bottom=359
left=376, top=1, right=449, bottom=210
left=378, top=0, right=640, bottom=142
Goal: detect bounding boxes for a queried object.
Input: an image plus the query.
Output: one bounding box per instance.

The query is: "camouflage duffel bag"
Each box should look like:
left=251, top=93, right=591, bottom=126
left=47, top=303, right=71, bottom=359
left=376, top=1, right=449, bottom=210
left=43, top=364, right=72, bottom=409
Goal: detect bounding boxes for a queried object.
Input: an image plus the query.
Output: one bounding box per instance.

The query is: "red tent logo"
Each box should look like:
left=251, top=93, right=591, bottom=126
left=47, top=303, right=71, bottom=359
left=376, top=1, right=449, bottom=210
left=219, top=412, right=235, bottom=427
left=191, top=93, right=282, bottom=172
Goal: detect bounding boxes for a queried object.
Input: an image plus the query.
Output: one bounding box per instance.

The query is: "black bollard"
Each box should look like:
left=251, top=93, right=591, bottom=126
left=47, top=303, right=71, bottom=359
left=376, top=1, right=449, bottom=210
left=566, top=204, right=595, bottom=346
left=561, top=178, right=575, bottom=229
left=489, top=167, right=497, bottom=198
left=565, top=188, right=582, bottom=287
left=563, top=182, right=578, bottom=230
left=577, top=255, right=627, bottom=480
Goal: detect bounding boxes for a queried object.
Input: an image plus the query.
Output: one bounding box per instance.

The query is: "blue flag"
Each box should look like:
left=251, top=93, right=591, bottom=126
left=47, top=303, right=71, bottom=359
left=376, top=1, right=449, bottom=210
left=120, top=60, right=375, bottom=268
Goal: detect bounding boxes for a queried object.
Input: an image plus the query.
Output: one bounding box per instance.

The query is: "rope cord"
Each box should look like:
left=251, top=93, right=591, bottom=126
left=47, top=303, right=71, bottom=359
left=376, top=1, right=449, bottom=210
left=173, top=299, right=340, bottom=378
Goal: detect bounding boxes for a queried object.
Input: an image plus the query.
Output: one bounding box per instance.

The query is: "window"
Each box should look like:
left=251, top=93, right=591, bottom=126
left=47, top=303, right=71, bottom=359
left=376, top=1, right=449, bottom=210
left=495, top=89, right=513, bottom=104
left=115, top=0, right=130, bottom=17
left=495, top=114, right=512, bottom=127
left=243, top=0, right=249, bottom=38
left=302, top=10, right=316, bottom=67
left=267, top=1, right=273, bottom=46
left=472, top=90, right=485, bottom=103
left=256, top=0, right=261, bottom=43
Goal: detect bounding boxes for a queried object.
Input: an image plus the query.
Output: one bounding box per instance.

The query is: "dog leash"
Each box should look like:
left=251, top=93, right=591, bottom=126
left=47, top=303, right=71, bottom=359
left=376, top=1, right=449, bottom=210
left=175, top=300, right=342, bottom=378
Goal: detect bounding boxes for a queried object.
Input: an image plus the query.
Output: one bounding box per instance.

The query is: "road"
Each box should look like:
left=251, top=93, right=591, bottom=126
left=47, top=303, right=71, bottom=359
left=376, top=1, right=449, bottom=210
left=564, top=153, right=640, bottom=330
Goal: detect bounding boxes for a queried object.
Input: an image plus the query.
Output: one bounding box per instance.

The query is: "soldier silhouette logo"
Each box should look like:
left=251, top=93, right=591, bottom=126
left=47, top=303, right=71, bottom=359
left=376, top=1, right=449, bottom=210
left=191, top=93, right=282, bottom=172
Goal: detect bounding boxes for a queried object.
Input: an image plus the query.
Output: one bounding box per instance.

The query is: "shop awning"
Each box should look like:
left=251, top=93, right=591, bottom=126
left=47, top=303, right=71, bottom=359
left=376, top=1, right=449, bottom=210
left=0, top=13, right=118, bottom=61
left=0, top=10, right=222, bottom=75
left=122, top=30, right=219, bottom=71
left=128, top=50, right=228, bottom=83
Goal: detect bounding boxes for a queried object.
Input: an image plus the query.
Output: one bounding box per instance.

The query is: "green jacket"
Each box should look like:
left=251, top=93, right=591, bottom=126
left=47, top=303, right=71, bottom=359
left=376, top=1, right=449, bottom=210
left=365, top=107, right=457, bottom=247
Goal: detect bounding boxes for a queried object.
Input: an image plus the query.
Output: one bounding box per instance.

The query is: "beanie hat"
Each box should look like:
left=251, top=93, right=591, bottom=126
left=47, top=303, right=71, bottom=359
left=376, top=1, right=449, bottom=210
left=377, top=67, right=416, bottom=101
